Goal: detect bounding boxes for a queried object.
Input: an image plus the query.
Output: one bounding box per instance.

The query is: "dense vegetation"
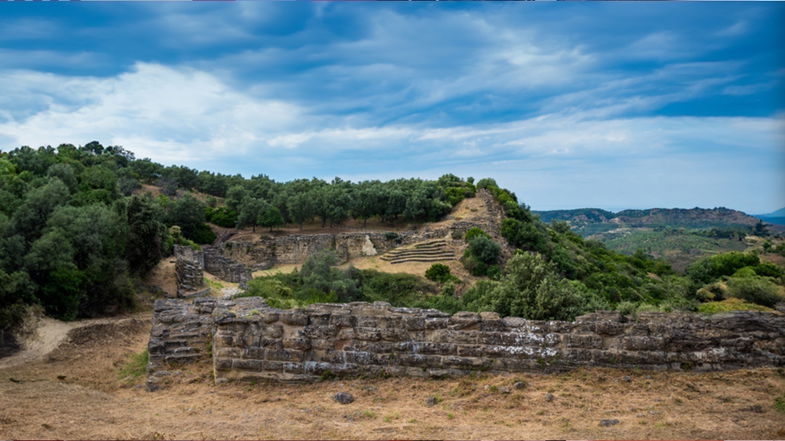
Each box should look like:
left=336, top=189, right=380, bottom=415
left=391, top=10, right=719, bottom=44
left=244, top=178, right=785, bottom=321
left=237, top=250, right=438, bottom=309
left=0, top=142, right=471, bottom=332
left=2, top=142, right=783, bottom=335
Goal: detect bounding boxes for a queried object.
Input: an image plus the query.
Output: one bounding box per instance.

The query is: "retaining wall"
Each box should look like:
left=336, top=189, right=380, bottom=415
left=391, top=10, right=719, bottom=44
left=147, top=298, right=785, bottom=387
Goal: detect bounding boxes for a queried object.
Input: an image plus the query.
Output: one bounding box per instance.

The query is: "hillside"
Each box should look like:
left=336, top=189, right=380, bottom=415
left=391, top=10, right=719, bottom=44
left=534, top=206, right=783, bottom=270
left=536, top=207, right=766, bottom=235
left=755, top=207, right=785, bottom=226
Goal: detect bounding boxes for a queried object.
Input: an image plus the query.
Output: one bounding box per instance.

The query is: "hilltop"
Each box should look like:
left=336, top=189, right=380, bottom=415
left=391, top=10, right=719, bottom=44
left=535, top=206, right=783, bottom=271
left=536, top=207, right=769, bottom=236
left=755, top=207, right=785, bottom=226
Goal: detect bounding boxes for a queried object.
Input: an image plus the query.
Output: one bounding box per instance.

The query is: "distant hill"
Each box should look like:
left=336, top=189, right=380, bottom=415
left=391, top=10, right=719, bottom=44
left=534, top=206, right=779, bottom=271
left=754, top=207, right=785, bottom=226
left=535, top=207, right=765, bottom=235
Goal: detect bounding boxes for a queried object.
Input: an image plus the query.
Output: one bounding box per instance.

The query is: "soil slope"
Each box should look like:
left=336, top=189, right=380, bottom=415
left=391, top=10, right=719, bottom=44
left=1, top=314, right=784, bottom=440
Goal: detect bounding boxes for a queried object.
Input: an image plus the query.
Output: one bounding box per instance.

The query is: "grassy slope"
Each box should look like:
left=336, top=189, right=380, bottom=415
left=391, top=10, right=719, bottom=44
left=595, top=228, right=748, bottom=271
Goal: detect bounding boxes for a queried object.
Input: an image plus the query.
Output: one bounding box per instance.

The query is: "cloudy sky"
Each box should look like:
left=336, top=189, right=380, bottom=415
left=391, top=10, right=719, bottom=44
left=0, top=3, right=783, bottom=213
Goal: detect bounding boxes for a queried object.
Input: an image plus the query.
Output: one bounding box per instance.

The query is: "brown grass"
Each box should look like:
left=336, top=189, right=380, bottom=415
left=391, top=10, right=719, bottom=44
left=1, top=314, right=784, bottom=440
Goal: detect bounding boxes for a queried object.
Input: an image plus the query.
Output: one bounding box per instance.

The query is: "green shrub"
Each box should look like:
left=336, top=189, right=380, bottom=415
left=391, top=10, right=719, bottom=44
left=425, top=263, right=452, bottom=283
left=697, top=298, right=775, bottom=314
left=461, top=252, right=606, bottom=321
left=725, top=276, right=784, bottom=307
left=686, top=252, right=760, bottom=284
left=464, top=227, right=489, bottom=242
left=205, top=206, right=238, bottom=228
left=753, top=262, right=785, bottom=279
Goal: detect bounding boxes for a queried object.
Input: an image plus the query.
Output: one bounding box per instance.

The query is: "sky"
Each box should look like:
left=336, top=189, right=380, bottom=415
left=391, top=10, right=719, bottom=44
left=0, top=3, right=783, bottom=214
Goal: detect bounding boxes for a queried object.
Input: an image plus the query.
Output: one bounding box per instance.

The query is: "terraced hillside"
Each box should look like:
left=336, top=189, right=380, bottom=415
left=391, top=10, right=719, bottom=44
left=379, top=239, right=455, bottom=264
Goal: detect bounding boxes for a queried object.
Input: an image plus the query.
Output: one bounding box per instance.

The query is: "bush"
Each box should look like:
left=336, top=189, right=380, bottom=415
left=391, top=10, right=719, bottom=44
left=205, top=206, right=238, bottom=228
left=501, top=218, right=549, bottom=254
left=185, top=222, right=217, bottom=244
left=467, top=236, right=501, bottom=265
left=752, top=262, right=785, bottom=280
left=687, top=252, right=760, bottom=285
left=464, top=227, right=489, bottom=242
left=725, top=276, right=784, bottom=307
left=359, top=269, right=436, bottom=306
left=425, top=263, right=453, bottom=283
left=697, top=298, right=774, bottom=314
left=461, top=252, right=606, bottom=321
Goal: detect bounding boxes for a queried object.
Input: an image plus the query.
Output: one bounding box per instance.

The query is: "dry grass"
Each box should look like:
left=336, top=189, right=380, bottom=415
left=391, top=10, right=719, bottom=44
left=1, top=315, right=785, bottom=440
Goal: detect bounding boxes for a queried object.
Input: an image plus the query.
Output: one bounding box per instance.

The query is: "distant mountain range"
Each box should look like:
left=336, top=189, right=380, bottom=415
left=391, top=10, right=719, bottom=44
left=754, top=207, right=785, bottom=226
left=534, top=206, right=783, bottom=271
left=535, top=207, right=766, bottom=235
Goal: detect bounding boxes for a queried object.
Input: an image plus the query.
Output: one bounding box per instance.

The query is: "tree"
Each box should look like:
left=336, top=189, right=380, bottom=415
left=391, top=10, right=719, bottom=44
left=287, top=193, right=314, bottom=230
left=166, top=194, right=214, bottom=244
left=463, top=252, right=604, bottom=321
left=225, top=185, right=249, bottom=212
left=126, top=194, right=167, bottom=275
left=259, top=202, right=284, bottom=232
left=11, top=178, right=70, bottom=242
left=237, top=198, right=283, bottom=232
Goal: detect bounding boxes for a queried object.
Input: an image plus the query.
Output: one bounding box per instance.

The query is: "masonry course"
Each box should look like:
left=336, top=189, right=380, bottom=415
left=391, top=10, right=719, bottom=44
left=147, top=297, right=785, bottom=388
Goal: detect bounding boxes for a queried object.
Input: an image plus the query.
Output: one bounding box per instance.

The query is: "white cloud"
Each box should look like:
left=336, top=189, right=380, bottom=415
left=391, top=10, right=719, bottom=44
left=0, top=63, right=303, bottom=162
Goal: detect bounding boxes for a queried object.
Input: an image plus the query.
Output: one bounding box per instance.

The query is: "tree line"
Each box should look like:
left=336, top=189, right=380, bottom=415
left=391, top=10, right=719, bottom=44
left=0, top=142, right=472, bottom=333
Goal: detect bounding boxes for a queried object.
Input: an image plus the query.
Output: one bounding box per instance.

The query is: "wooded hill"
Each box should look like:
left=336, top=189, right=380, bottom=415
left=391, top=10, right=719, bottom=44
left=1, top=142, right=783, bottom=341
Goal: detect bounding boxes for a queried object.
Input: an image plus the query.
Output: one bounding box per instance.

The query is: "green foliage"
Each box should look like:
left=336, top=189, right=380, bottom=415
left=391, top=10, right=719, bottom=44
left=205, top=206, right=238, bottom=228
left=725, top=276, right=784, bottom=307
left=776, top=393, right=785, bottom=414
left=126, top=194, right=166, bottom=275
left=461, top=252, right=607, bottom=321
left=165, top=194, right=215, bottom=244
left=240, top=252, right=438, bottom=309
left=686, top=252, right=760, bottom=285
left=118, top=350, right=149, bottom=383
left=462, top=235, right=501, bottom=277
left=464, top=227, right=489, bottom=242
left=697, top=298, right=774, bottom=314
left=501, top=218, right=549, bottom=254
left=425, top=263, right=453, bottom=283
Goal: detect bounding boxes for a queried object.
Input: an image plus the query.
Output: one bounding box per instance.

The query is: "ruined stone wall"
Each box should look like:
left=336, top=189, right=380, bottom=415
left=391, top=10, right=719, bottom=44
left=173, top=245, right=209, bottom=298
left=204, top=247, right=252, bottom=286
left=174, top=244, right=252, bottom=289
left=221, top=230, right=449, bottom=269
left=218, top=189, right=507, bottom=269
left=146, top=298, right=222, bottom=389
left=147, top=298, right=785, bottom=386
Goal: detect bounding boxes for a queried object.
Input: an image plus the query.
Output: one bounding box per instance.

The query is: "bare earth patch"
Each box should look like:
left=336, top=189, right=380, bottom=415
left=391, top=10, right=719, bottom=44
left=1, top=313, right=784, bottom=440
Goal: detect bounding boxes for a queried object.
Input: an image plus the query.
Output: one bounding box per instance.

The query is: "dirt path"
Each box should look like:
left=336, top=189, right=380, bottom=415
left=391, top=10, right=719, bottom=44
left=0, top=318, right=77, bottom=370
left=1, top=314, right=784, bottom=440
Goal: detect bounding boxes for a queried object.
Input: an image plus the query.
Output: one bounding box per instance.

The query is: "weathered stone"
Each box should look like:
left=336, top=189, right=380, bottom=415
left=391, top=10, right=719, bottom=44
left=334, top=392, right=354, bottom=404
left=599, top=419, right=620, bottom=427
left=148, top=298, right=785, bottom=386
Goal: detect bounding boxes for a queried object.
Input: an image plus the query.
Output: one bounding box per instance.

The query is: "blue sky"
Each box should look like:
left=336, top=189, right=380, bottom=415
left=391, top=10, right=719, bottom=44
left=0, top=3, right=783, bottom=213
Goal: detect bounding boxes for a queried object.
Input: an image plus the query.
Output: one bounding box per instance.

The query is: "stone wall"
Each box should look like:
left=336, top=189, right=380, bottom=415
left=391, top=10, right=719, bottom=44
left=146, top=298, right=221, bottom=390
left=204, top=247, right=253, bottom=286
left=173, top=245, right=209, bottom=298
left=147, top=298, right=785, bottom=386
left=217, top=189, right=508, bottom=269
left=221, top=230, right=450, bottom=270
left=174, top=244, right=252, bottom=291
